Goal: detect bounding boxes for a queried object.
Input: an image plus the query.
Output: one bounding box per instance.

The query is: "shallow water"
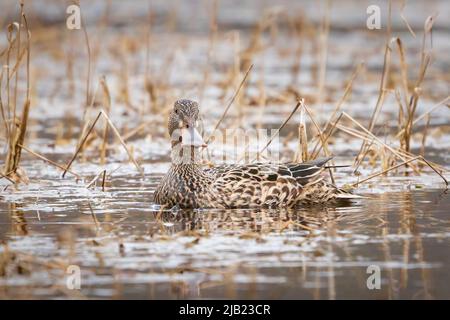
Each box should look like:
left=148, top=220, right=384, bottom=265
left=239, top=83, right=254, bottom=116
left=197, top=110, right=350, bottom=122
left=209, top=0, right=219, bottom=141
left=0, top=181, right=449, bottom=299
left=1, top=0, right=450, bottom=299
left=0, top=148, right=449, bottom=299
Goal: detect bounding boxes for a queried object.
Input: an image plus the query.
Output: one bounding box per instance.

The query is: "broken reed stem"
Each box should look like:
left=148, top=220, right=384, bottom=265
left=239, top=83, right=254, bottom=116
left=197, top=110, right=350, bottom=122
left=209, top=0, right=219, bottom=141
left=342, top=112, right=408, bottom=162
left=5, top=21, right=25, bottom=133
left=311, top=112, right=343, bottom=160
left=352, top=157, right=420, bottom=187
left=0, top=171, right=15, bottom=184
left=1, top=5, right=31, bottom=181
left=123, top=121, right=148, bottom=141
left=302, top=100, right=332, bottom=159
left=395, top=95, right=450, bottom=139
left=338, top=112, right=423, bottom=174
left=310, top=62, right=363, bottom=158
left=88, top=202, right=100, bottom=230
left=86, top=169, right=106, bottom=189
left=352, top=126, right=385, bottom=174
left=7, top=47, right=26, bottom=82
left=62, top=111, right=102, bottom=178
left=23, top=11, right=30, bottom=102
left=400, top=0, right=416, bottom=38
left=100, top=76, right=111, bottom=165
left=13, top=9, right=22, bottom=134
left=205, top=64, right=253, bottom=145
left=395, top=15, right=435, bottom=159
left=0, top=67, right=10, bottom=139
left=299, top=100, right=336, bottom=183
left=101, top=169, right=106, bottom=191
left=395, top=89, right=405, bottom=129
left=420, top=156, right=448, bottom=187
left=100, top=110, right=143, bottom=175
left=4, top=100, right=30, bottom=174
left=395, top=38, right=409, bottom=110
left=335, top=124, right=371, bottom=142
left=336, top=119, right=446, bottom=173
left=74, top=79, right=101, bottom=160
left=290, top=220, right=316, bottom=232
left=5, top=23, right=19, bottom=152
left=352, top=156, right=448, bottom=188
left=296, top=105, right=308, bottom=162
left=402, top=56, right=430, bottom=154
left=413, top=97, right=449, bottom=125
left=257, top=100, right=302, bottom=158
left=19, top=144, right=80, bottom=179
left=63, top=110, right=143, bottom=178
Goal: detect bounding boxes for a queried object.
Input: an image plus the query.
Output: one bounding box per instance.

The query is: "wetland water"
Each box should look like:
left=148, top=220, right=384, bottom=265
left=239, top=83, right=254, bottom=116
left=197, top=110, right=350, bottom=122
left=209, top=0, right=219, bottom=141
left=0, top=148, right=449, bottom=299
left=0, top=0, right=449, bottom=299
left=0, top=180, right=449, bottom=299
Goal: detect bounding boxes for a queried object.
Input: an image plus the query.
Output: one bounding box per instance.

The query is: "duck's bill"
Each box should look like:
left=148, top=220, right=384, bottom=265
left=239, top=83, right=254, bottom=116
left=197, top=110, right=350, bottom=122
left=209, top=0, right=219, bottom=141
left=181, top=127, right=207, bottom=148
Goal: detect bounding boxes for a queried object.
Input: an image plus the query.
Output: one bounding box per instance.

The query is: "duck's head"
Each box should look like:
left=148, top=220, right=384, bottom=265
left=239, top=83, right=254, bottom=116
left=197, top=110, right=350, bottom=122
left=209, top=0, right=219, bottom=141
left=168, top=99, right=206, bottom=150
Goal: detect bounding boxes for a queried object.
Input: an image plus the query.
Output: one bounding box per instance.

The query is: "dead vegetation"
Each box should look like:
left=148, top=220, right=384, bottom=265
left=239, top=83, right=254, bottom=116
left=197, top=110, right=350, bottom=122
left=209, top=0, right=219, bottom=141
left=0, top=0, right=449, bottom=299
left=0, top=1, right=447, bottom=194
left=1, top=1, right=31, bottom=184
left=0, top=1, right=447, bottom=190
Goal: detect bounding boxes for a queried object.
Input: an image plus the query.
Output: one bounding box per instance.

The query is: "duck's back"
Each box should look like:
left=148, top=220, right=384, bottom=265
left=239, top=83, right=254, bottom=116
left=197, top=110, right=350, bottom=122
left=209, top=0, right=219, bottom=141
left=207, top=157, right=347, bottom=208
left=154, top=158, right=355, bottom=209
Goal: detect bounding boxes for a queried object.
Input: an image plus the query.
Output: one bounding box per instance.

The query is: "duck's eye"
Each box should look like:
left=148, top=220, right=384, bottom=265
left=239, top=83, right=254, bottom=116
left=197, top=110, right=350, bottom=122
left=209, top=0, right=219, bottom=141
left=186, top=124, right=189, bottom=129
left=174, top=109, right=178, bottom=114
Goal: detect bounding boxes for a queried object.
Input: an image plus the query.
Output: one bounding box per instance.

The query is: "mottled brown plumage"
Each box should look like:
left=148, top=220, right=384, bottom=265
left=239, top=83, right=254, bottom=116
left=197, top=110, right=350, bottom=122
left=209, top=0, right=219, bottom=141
left=154, top=99, right=358, bottom=209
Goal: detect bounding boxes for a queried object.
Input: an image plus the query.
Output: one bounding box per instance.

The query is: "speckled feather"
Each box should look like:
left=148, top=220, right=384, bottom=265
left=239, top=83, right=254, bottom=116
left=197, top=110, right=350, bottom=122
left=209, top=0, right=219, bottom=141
left=154, top=156, right=355, bottom=209
left=153, top=99, right=357, bottom=209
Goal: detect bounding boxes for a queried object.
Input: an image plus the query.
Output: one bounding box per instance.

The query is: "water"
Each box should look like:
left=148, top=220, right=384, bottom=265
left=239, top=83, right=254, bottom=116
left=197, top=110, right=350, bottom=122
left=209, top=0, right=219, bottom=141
left=1, top=162, right=449, bottom=299
left=0, top=0, right=449, bottom=299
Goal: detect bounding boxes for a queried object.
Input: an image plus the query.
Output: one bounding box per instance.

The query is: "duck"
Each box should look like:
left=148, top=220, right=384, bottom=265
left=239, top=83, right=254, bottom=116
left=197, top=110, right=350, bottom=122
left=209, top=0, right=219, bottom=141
left=154, top=99, right=358, bottom=209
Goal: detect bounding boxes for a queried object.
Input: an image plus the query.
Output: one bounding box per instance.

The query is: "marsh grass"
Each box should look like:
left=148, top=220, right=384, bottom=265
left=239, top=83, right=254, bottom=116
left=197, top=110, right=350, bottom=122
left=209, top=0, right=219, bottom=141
left=0, top=1, right=446, bottom=190
left=0, top=0, right=449, bottom=299
left=0, top=1, right=31, bottom=184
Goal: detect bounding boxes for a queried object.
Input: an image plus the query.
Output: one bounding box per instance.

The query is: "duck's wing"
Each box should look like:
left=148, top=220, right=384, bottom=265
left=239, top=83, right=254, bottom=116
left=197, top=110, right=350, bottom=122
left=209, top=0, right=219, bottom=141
left=208, top=157, right=332, bottom=185
left=279, top=156, right=333, bottom=185
left=203, top=157, right=334, bottom=207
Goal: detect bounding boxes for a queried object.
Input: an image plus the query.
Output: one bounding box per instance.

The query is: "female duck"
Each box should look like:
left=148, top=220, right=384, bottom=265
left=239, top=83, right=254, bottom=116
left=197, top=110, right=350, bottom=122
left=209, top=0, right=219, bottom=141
left=154, top=99, right=356, bottom=209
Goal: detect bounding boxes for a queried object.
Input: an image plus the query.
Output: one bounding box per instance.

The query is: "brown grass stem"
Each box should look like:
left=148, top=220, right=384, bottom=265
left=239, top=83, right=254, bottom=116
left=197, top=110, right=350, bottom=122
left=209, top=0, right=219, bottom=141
left=205, top=64, right=253, bottom=145
left=256, top=100, right=302, bottom=159
left=100, top=110, right=143, bottom=175
left=19, top=144, right=80, bottom=179
left=352, top=156, right=447, bottom=188
left=62, top=111, right=102, bottom=178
